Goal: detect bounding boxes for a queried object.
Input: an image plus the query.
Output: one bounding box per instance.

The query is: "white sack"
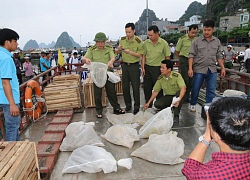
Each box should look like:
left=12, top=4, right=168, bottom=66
left=101, top=124, right=139, bottom=149
left=131, top=132, right=185, bottom=165
left=133, top=109, right=154, bottom=125
left=139, top=107, right=173, bottom=138
left=90, top=62, right=108, bottom=88
left=60, top=122, right=104, bottom=151
left=223, top=89, right=246, bottom=96
left=107, top=71, right=121, bottom=83
left=107, top=113, right=134, bottom=125
left=62, top=145, right=132, bottom=174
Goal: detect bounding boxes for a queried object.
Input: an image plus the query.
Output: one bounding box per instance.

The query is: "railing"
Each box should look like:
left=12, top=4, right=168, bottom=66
left=0, top=61, right=249, bottom=139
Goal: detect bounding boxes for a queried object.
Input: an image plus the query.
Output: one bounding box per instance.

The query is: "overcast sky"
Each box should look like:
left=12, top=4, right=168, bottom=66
left=1, top=0, right=207, bottom=49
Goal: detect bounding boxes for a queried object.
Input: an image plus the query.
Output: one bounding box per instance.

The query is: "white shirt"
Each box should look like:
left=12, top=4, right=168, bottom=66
left=70, top=57, right=78, bottom=70
left=72, top=49, right=78, bottom=54
left=170, top=46, right=175, bottom=53
left=244, top=48, right=250, bottom=62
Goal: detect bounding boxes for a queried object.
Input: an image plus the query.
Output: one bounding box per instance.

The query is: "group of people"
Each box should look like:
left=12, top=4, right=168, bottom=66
left=0, top=21, right=249, bottom=179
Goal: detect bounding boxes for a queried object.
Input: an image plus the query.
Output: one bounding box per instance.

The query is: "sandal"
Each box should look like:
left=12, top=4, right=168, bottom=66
left=96, top=114, right=103, bottom=118
left=113, top=108, right=125, bottom=115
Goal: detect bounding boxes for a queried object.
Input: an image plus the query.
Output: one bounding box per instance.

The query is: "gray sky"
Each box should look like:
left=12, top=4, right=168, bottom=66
left=1, top=0, right=207, bottom=49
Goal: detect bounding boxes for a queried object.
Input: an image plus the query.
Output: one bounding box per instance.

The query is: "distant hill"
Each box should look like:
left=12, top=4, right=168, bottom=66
left=39, top=41, right=56, bottom=48
left=23, top=40, right=39, bottom=51
left=135, top=9, right=160, bottom=35
left=54, top=32, right=80, bottom=48
left=177, top=1, right=206, bottom=25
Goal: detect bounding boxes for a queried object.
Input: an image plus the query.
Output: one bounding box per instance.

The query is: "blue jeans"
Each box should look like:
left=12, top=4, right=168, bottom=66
left=190, top=69, right=217, bottom=105
left=0, top=104, right=20, bottom=141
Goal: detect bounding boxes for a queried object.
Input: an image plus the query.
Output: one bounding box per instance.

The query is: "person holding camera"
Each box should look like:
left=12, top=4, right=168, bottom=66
left=182, top=97, right=250, bottom=179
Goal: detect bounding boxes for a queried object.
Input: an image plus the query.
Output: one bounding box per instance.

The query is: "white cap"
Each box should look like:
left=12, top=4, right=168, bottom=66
left=170, top=43, right=173, bottom=46
left=227, top=45, right=232, bottom=48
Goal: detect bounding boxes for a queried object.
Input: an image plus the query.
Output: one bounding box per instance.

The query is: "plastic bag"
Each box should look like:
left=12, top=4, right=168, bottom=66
left=131, top=131, right=185, bottom=165
left=90, top=62, right=108, bottom=88
left=139, top=107, right=173, bottom=138
left=60, top=122, right=104, bottom=151
left=223, top=89, right=246, bottom=96
left=101, top=124, right=139, bottom=149
left=133, top=109, right=154, bottom=125
left=62, top=145, right=132, bottom=174
left=107, top=71, right=121, bottom=83
left=107, top=113, right=134, bottom=125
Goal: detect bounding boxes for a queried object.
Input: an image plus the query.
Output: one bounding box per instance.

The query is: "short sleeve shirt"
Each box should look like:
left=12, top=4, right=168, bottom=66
left=143, top=37, right=171, bottom=66
left=153, top=71, right=186, bottom=95
left=176, top=34, right=196, bottom=58
left=189, top=35, right=223, bottom=74
left=224, top=50, right=236, bottom=62
left=40, top=57, right=47, bottom=72
left=0, top=47, right=20, bottom=104
left=84, top=44, right=115, bottom=64
left=119, top=36, right=143, bottom=63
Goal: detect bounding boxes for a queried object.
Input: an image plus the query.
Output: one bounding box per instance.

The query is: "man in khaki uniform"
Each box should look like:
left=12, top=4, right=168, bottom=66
left=82, top=32, right=125, bottom=118
left=117, top=22, right=143, bottom=114
left=175, top=24, right=198, bottom=102
left=144, top=60, right=186, bottom=123
left=142, top=25, right=171, bottom=107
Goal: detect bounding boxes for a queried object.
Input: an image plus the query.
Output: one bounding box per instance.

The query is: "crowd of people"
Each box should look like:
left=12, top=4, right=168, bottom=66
left=0, top=19, right=249, bottom=179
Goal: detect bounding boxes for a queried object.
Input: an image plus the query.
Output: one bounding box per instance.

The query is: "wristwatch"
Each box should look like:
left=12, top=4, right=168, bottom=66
left=199, top=135, right=210, bottom=147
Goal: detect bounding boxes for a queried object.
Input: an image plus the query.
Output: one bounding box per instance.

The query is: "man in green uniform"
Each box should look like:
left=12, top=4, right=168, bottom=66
left=175, top=24, right=198, bottom=102
left=144, top=60, right=186, bottom=122
left=142, top=25, right=171, bottom=107
left=117, top=22, right=143, bottom=114
left=82, top=32, right=125, bottom=118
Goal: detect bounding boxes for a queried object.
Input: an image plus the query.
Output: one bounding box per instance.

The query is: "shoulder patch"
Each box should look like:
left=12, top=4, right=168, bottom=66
left=172, top=73, right=178, bottom=77
left=89, top=45, right=97, bottom=50
left=121, top=36, right=126, bottom=40
left=157, top=75, right=163, bottom=80
left=180, top=35, right=186, bottom=39
left=135, top=37, right=141, bottom=43
left=105, top=44, right=113, bottom=48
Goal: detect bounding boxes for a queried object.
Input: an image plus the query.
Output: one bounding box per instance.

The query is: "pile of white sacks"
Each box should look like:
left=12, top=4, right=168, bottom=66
left=61, top=107, right=185, bottom=174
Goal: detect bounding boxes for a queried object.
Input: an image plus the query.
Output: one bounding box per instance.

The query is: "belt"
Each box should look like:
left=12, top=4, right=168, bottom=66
left=123, top=62, right=139, bottom=65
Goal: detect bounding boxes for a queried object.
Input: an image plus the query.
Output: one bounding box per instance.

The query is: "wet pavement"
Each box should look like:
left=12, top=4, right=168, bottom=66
left=20, top=87, right=219, bottom=180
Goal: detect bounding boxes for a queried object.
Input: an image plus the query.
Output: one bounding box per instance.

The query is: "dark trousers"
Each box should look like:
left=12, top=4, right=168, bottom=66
left=179, top=56, right=192, bottom=102
left=94, top=79, right=120, bottom=114
left=246, top=59, right=250, bottom=73
left=17, top=73, right=22, bottom=85
left=143, top=64, right=163, bottom=107
left=122, top=63, right=140, bottom=110
left=154, top=91, right=183, bottom=116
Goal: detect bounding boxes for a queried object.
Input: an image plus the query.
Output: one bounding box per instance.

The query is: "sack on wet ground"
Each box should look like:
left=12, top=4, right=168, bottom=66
left=133, top=109, right=154, bottom=125
left=60, top=122, right=104, bottom=151
left=138, top=107, right=173, bottom=138
left=131, top=131, right=185, bottom=165
left=62, top=145, right=132, bottom=174
left=101, top=124, right=140, bottom=149
left=107, top=113, right=134, bottom=125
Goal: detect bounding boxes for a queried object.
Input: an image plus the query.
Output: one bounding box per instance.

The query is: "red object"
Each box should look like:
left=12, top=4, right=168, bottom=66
left=45, top=124, right=68, bottom=133
left=37, top=142, right=60, bottom=157
left=24, top=80, right=43, bottom=119
left=182, top=152, right=250, bottom=179
left=40, top=132, right=65, bottom=143
left=50, top=116, right=72, bottom=124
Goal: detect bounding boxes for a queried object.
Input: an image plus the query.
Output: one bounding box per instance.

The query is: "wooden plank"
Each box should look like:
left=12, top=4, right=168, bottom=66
left=0, top=142, right=29, bottom=179
left=21, top=157, right=36, bottom=180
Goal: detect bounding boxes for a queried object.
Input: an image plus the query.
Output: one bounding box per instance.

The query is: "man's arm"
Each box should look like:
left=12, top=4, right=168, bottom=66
left=123, top=49, right=142, bottom=58
left=2, top=79, right=19, bottom=116
left=175, top=50, right=180, bottom=59
left=141, top=55, right=146, bottom=76
left=143, top=91, right=159, bottom=109
left=42, top=62, right=49, bottom=70
left=172, top=86, right=186, bottom=107
left=187, top=116, right=212, bottom=163
left=188, top=57, right=194, bottom=77
left=217, top=58, right=226, bottom=77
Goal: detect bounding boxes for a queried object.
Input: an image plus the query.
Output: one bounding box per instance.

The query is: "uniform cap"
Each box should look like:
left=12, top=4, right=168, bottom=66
left=227, top=45, right=232, bottom=48
left=94, top=32, right=107, bottom=42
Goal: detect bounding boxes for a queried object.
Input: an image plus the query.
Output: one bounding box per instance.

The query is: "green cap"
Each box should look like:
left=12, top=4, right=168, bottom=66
left=94, top=32, right=108, bottom=42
